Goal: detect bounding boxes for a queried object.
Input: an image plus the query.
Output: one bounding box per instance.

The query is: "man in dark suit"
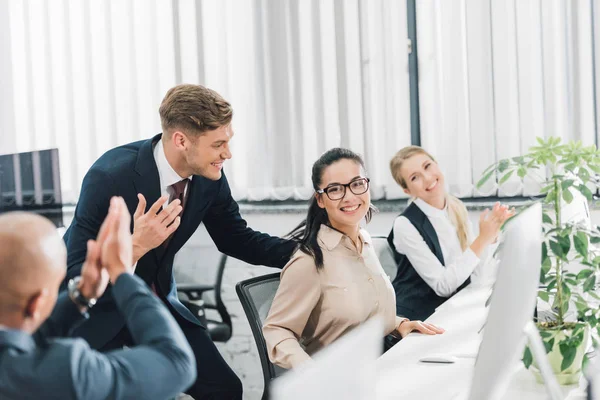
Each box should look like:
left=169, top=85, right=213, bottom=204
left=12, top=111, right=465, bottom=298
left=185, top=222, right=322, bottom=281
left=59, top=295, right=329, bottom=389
left=0, top=198, right=196, bottom=400
left=63, top=84, right=297, bottom=399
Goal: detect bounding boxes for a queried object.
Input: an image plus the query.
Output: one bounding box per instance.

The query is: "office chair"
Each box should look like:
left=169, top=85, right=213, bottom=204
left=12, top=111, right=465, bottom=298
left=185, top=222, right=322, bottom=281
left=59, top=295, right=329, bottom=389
left=178, top=253, right=232, bottom=342
left=371, top=235, right=397, bottom=281
left=236, top=273, right=286, bottom=400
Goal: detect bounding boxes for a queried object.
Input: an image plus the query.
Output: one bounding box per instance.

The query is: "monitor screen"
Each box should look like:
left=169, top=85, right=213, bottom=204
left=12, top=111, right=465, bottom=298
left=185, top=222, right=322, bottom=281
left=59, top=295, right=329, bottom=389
left=0, top=149, right=63, bottom=227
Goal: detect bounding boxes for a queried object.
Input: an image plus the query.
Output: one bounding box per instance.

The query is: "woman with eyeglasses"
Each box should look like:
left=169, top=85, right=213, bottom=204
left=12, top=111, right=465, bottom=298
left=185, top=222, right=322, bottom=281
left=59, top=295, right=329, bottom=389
left=262, top=148, right=444, bottom=370
left=388, top=146, right=514, bottom=321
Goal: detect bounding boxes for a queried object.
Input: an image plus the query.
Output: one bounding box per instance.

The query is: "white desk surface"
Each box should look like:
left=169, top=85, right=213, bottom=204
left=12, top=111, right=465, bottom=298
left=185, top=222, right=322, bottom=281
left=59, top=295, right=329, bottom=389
left=375, top=285, right=588, bottom=400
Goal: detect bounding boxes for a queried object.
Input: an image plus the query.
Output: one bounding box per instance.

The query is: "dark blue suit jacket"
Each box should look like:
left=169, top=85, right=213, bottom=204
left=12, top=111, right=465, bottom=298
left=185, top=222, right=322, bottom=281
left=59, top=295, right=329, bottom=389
left=63, top=134, right=296, bottom=349
left=0, top=274, right=196, bottom=400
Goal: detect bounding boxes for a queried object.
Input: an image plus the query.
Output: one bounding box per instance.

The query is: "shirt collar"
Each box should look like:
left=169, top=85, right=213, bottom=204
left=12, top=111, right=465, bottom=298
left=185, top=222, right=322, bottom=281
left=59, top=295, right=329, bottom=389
left=318, top=224, right=371, bottom=251
left=414, top=197, right=447, bottom=218
left=153, top=138, right=192, bottom=189
left=0, top=329, right=35, bottom=353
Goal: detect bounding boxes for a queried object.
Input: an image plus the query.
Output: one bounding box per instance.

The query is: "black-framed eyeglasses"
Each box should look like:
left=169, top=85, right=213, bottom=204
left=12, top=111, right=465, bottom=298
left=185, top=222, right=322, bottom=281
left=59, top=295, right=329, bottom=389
left=316, top=177, right=370, bottom=200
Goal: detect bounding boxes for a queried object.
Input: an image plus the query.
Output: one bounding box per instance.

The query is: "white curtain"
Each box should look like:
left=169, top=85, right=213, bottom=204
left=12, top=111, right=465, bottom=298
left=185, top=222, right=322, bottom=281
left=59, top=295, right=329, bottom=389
left=0, top=0, right=412, bottom=203
left=417, top=0, right=599, bottom=198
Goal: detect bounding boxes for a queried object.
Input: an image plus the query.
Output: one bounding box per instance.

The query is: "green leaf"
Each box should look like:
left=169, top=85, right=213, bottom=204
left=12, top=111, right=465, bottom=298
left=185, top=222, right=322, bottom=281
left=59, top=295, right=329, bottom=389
left=561, top=179, right=575, bottom=191
left=498, top=159, right=510, bottom=173
left=574, top=296, right=589, bottom=312
left=560, top=344, right=577, bottom=371
left=542, top=213, right=553, bottom=224
left=545, top=189, right=557, bottom=204
left=540, top=184, right=554, bottom=194
left=517, top=166, right=527, bottom=178
left=578, top=184, right=594, bottom=200
left=559, top=235, right=571, bottom=256
left=523, top=346, right=533, bottom=369
left=579, top=167, right=590, bottom=183
left=591, top=236, right=600, bottom=244
left=538, top=290, right=550, bottom=302
left=590, top=291, right=600, bottom=301
left=584, top=275, right=596, bottom=292
left=574, top=232, right=589, bottom=258
left=544, top=338, right=556, bottom=353
left=541, top=256, right=551, bottom=277
left=589, top=164, right=600, bottom=174
left=549, top=240, right=564, bottom=258
left=499, top=170, right=515, bottom=185
left=577, top=269, right=594, bottom=280
left=476, top=169, right=496, bottom=189
left=539, top=330, right=554, bottom=339
left=562, top=189, right=574, bottom=204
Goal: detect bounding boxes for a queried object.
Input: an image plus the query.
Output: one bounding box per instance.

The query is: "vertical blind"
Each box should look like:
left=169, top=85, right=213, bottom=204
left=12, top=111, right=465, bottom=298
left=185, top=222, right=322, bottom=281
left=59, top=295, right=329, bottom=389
left=0, top=0, right=412, bottom=203
left=418, top=0, right=600, bottom=198
left=2, top=0, right=600, bottom=203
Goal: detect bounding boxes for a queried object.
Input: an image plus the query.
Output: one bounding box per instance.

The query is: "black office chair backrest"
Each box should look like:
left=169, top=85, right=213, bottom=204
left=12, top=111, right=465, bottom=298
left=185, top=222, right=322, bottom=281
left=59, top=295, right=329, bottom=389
left=372, top=235, right=398, bottom=281
left=236, top=273, right=285, bottom=399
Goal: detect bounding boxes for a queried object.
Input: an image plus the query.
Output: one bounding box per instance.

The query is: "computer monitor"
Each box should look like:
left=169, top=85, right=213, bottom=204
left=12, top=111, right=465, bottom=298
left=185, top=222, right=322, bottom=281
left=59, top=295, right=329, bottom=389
left=270, top=317, right=382, bottom=400
left=468, top=202, right=555, bottom=400
left=0, top=149, right=63, bottom=226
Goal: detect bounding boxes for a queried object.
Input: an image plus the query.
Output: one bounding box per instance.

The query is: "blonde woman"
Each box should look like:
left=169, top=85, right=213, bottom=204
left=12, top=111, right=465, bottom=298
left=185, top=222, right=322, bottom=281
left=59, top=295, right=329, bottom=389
left=388, top=146, right=514, bottom=321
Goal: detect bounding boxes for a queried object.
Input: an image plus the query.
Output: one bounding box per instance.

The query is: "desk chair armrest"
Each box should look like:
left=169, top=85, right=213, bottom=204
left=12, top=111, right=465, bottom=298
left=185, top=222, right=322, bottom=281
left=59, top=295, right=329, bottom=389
left=177, top=284, right=215, bottom=301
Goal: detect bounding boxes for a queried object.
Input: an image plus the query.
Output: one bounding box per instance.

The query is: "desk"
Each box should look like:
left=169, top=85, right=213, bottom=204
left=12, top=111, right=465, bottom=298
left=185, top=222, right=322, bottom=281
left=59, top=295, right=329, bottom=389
left=375, top=285, right=587, bottom=399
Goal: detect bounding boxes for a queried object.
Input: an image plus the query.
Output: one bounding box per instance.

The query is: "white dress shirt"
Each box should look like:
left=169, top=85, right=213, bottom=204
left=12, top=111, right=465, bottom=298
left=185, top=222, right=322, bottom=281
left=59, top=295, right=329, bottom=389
left=392, top=198, right=482, bottom=298
left=153, top=139, right=192, bottom=203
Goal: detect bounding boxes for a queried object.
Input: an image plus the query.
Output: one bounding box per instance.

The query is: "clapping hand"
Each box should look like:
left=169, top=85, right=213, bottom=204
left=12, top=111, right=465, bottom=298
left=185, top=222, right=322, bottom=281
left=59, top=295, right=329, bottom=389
left=478, top=202, right=515, bottom=245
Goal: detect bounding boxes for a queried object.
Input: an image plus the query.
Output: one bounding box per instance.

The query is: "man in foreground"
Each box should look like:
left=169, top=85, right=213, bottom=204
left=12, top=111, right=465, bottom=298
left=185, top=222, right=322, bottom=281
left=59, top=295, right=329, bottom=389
left=0, top=197, right=196, bottom=400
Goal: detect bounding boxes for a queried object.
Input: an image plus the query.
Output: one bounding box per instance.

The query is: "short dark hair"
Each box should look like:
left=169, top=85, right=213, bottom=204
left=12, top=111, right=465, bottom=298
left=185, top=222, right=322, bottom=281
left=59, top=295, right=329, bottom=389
left=159, top=84, right=233, bottom=136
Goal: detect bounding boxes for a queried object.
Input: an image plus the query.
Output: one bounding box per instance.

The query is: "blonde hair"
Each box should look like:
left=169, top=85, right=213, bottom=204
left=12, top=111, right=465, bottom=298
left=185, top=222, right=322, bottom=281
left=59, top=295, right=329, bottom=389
left=390, top=146, right=470, bottom=251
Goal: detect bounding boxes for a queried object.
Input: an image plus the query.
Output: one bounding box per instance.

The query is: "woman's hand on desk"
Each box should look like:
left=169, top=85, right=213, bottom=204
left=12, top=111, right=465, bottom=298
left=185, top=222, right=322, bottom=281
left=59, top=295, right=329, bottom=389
left=396, top=320, right=445, bottom=338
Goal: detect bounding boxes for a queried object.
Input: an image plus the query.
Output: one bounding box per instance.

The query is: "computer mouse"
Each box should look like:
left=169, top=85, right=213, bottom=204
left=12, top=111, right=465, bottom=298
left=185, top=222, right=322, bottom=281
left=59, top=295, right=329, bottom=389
left=418, top=354, right=458, bottom=364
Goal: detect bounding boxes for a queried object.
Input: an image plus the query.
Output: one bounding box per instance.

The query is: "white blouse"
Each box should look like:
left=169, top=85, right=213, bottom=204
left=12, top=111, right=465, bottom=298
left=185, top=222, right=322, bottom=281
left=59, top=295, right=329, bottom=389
left=392, top=198, right=490, bottom=297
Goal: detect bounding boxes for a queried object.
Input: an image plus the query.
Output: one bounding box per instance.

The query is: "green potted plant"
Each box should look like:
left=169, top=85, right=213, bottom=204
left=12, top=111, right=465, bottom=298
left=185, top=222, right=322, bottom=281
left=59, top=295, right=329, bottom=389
left=477, top=137, right=600, bottom=384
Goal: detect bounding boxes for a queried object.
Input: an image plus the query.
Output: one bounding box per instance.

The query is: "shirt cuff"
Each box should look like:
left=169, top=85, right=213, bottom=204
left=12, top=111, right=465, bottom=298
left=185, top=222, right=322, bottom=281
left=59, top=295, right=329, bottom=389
left=271, top=337, right=312, bottom=369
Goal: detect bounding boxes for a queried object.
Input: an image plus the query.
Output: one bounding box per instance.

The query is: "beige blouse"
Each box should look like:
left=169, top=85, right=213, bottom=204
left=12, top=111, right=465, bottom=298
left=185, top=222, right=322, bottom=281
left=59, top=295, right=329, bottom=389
left=262, top=224, right=404, bottom=369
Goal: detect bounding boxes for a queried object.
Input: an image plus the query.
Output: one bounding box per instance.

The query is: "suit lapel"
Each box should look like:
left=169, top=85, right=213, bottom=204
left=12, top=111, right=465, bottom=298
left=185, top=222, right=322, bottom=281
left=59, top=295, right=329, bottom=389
left=132, top=134, right=164, bottom=262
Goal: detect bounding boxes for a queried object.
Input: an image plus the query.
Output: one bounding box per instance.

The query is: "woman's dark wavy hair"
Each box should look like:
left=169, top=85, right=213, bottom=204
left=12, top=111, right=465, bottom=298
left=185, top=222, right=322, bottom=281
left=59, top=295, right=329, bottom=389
left=288, top=148, right=376, bottom=270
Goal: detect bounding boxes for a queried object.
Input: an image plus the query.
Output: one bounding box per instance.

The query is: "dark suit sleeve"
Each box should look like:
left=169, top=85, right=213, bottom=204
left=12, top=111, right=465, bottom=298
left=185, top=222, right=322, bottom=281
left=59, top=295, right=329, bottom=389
left=203, top=173, right=297, bottom=269
left=33, top=292, right=87, bottom=342
left=71, top=274, right=196, bottom=400
left=64, top=168, right=117, bottom=284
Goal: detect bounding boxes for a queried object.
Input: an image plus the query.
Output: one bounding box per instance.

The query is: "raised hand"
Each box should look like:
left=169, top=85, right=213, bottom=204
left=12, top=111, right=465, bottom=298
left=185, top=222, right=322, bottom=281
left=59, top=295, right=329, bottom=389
left=77, top=200, right=117, bottom=300
left=131, top=194, right=182, bottom=262
left=478, top=202, right=515, bottom=245
left=101, top=196, right=135, bottom=283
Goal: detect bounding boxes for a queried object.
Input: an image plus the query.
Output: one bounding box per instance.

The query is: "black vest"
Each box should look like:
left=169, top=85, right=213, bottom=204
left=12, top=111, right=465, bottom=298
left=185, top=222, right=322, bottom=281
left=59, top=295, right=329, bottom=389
left=388, top=202, right=470, bottom=321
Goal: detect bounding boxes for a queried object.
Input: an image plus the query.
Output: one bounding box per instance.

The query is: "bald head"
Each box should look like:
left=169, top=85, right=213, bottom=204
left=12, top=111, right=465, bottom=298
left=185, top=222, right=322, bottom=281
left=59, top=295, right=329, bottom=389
left=0, top=212, right=66, bottom=322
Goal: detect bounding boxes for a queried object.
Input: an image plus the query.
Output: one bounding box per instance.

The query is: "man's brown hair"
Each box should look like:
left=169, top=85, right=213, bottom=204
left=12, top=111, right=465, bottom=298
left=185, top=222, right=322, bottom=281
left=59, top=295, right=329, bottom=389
left=159, top=84, right=233, bottom=136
